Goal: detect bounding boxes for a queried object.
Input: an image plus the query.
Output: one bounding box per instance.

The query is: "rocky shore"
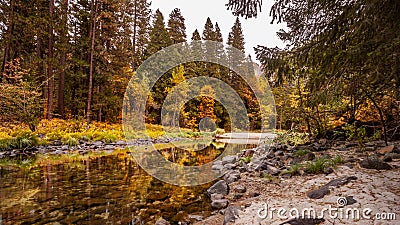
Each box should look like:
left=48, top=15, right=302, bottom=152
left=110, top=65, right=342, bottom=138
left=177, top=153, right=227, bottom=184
left=196, top=139, right=400, bottom=225
left=0, top=137, right=189, bottom=158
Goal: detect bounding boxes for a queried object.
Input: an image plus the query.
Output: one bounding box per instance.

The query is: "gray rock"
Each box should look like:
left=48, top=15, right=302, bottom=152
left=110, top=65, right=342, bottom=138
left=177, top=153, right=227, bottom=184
left=360, top=156, right=392, bottom=170
left=222, top=155, right=237, bottom=165
left=234, top=185, right=247, bottom=193
left=211, top=199, right=229, bottom=209
left=345, top=196, right=357, bottom=206
left=104, top=145, right=115, bottom=150
left=307, top=186, right=330, bottom=199
left=213, top=160, right=223, bottom=165
left=275, top=150, right=284, bottom=157
left=224, top=172, right=241, bottom=184
left=61, top=145, right=69, bottom=150
left=155, top=218, right=170, bottom=225
left=324, top=167, right=334, bottom=174
left=264, top=165, right=281, bottom=176
left=385, top=153, right=400, bottom=160
left=224, top=206, right=241, bottom=224
left=238, top=166, right=247, bottom=173
left=92, top=141, right=103, bottom=147
left=212, top=164, right=224, bottom=171
left=210, top=193, right=224, bottom=201
left=188, top=215, right=203, bottom=221
left=116, top=140, right=126, bottom=145
left=207, top=180, right=229, bottom=196
left=224, top=163, right=236, bottom=170
left=325, top=176, right=357, bottom=187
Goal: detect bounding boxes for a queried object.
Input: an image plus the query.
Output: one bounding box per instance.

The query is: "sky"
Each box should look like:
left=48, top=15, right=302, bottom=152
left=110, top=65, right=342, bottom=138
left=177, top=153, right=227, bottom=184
left=150, top=0, right=287, bottom=62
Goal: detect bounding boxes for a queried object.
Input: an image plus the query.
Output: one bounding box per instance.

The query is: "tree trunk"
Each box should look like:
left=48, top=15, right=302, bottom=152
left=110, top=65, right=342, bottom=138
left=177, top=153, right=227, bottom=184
left=58, top=0, right=69, bottom=118
left=1, top=0, right=15, bottom=80
left=87, top=0, right=98, bottom=124
left=368, top=95, right=388, bottom=146
left=46, top=0, right=55, bottom=120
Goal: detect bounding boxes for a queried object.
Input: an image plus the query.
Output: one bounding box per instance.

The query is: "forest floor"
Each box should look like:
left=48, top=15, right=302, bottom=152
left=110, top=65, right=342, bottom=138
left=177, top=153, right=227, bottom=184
left=196, top=140, right=400, bottom=225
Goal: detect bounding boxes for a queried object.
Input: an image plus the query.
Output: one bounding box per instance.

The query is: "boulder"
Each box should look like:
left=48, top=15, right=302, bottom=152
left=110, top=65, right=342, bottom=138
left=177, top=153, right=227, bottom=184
left=307, top=187, right=330, bottom=199
left=224, top=172, right=241, bottom=184
left=360, top=156, right=392, bottom=170
left=234, top=185, right=247, bottom=193
left=155, top=218, right=170, bottom=225
left=222, top=155, right=237, bottom=165
left=211, top=199, right=229, bottom=209
left=224, top=206, right=241, bottom=224
left=207, top=180, right=229, bottom=196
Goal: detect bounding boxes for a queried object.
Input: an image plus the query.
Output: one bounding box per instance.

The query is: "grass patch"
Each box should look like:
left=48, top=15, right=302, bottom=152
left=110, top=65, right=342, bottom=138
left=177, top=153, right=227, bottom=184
left=304, top=157, right=329, bottom=174
left=62, top=135, right=79, bottom=147
left=261, top=173, right=277, bottom=182
left=294, top=149, right=312, bottom=157
left=280, top=163, right=301, bottom=176
left=240, top=157, right=252, bottom=164
left=329, top=155, right=346, bottom=166
left=274, top=130, right=310, bottom=146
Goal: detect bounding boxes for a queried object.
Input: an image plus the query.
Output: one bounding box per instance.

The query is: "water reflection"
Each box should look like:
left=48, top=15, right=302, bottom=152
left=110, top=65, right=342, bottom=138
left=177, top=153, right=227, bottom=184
left=0, top=142, right=256, bottom=224
left=0, top=153, right=211, bottom=225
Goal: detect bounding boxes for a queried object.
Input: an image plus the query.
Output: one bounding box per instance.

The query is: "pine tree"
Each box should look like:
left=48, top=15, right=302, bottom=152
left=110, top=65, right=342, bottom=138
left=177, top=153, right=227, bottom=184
left=147, top=9, right=173, bottom=56
left=167, top=8, right=187, bottom=44
left=202, top=17, right=215, bottom=40
left=192, top=29, right=201, bottom=41
left=227, top=17, right=245, bottom=52
left=128, top=0, right=152, bottom=70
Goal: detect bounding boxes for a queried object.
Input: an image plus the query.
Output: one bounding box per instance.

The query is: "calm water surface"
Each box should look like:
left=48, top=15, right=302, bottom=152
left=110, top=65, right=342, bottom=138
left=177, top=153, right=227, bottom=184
left=0, top=142, right=255, bottom=224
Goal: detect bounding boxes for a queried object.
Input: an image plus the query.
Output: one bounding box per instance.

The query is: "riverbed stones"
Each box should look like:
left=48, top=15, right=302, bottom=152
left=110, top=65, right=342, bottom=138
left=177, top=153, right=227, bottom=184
left=224, top=206, right=241, bottom=224
left=207, top=180, right=229, bottom=196
left=307, top=186, right=330, bottom=199
left=224, top=171, right=241, bottom=184
left=234, top=185, right=247, bottom=193
left=222, top=155, right=238, bottom=165
left=224, top=163, right=236, bottom=170
left=359, top=156, right=392, bottom=170
left=211, top=199, right=229, bottom=209
left=155, top=217, right=170, bottom=225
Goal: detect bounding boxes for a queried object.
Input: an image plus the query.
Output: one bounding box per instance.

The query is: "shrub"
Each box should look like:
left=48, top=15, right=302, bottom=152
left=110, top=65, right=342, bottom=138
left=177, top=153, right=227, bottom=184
left=62, top=135, right=79, bottom=147
left=330, top=155, right=345, bottom=166
left=281, top=163, right=301, bottom=176
left=304, top=157, right=329, bottom=174
left=240, top=157, right=252, bottom=164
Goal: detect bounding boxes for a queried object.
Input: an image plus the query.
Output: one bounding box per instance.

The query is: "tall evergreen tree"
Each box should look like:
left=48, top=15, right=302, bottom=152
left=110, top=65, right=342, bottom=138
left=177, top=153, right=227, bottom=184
left=202, top=17, right=215, bottom=41
left=227, top=17, right=245, bottom=52
left=191, top=29, right=201, bottom=41
left=147, top=9, right=172, bottom=56
left=167, top=8, right=186, bottom=44
left=129, top=0, right=151, bottom=70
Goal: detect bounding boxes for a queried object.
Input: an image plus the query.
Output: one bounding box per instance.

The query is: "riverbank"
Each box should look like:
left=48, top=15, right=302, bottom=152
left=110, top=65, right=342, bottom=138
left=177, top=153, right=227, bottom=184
left=197, top=140, right=400, bottom=225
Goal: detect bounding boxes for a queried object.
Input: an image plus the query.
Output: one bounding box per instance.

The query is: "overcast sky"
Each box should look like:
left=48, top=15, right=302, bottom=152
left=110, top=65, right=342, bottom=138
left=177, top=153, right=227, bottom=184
left=150, top=0, right=286, bottom=62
